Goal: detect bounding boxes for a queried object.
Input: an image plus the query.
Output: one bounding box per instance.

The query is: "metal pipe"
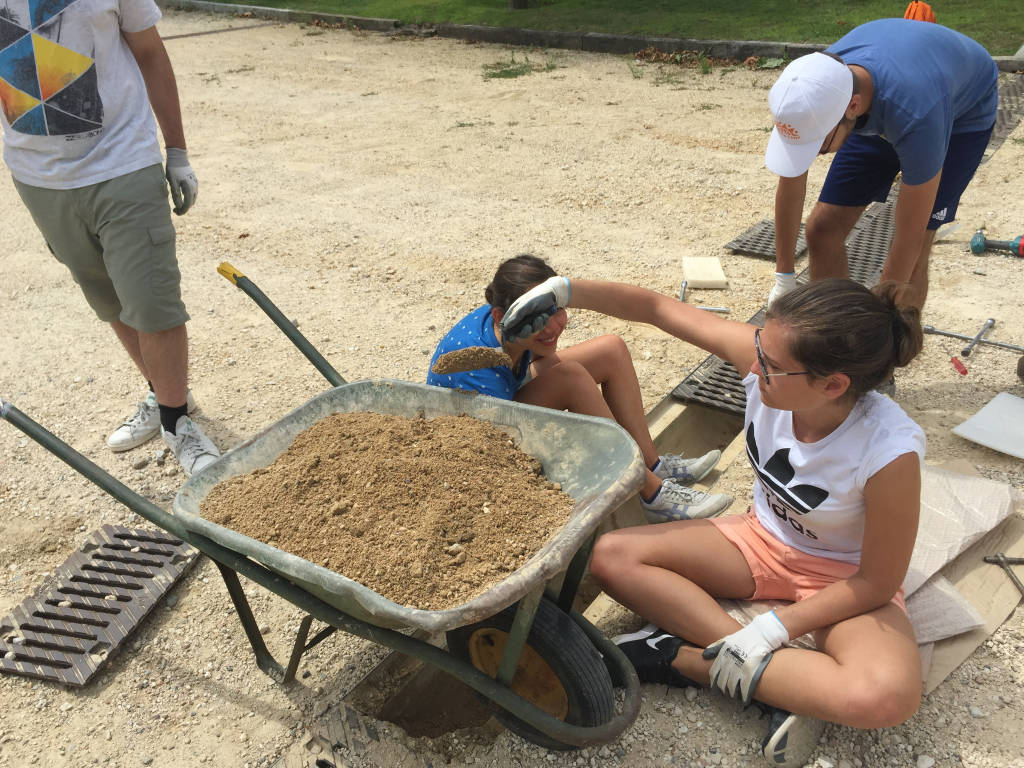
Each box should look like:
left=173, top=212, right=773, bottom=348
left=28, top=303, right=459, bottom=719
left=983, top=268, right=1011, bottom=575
left=696, top=306, right=730, bottom=314
left=924, top=326, right=1024, bottom=354
left=217, top=262, right=346, bottom=387
left=961, top=318, right=995, bottom=357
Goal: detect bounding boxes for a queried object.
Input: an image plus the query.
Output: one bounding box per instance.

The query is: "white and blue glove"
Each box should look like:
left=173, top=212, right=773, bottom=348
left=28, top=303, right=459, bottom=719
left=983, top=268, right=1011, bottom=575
left=165, top=147, right=198, bottom=215
left=702, top=610, right=788, bottom=704
left=499, top=276, right=571, bottom=343
left=768, top=272, right=797, bottom=308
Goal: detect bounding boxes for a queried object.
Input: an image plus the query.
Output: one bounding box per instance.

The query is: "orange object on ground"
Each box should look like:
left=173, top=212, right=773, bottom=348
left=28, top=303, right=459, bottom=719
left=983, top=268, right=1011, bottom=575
left=904, top=1, right=936, bottom=22
left=951, top=356, right=968, bottom=375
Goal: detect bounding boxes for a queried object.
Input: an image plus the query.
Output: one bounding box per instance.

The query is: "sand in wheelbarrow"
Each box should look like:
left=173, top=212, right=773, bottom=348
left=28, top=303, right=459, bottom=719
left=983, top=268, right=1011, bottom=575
left=200, top=412, right=574, bottom=611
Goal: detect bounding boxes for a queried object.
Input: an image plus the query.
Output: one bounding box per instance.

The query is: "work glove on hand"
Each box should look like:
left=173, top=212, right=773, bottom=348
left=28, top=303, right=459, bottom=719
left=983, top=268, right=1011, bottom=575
left=165, top=147, right=198, bottom=215
left=768, top=272, right=797, bottom=308
left=702, top=610, right=788, bottom=705
left=499, top=276, right=571, bottom=343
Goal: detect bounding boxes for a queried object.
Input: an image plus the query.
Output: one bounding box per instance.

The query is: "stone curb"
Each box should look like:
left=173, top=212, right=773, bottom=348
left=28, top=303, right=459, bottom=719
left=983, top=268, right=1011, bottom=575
left=161, top=0, right=1023, bottom=72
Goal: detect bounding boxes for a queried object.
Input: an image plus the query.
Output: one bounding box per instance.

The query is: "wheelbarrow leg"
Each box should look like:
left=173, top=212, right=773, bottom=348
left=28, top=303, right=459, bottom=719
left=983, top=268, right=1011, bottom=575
left=496, top=584, right=545, bottom=686
left=557, top=534, right=596, bottom=614
left=216, top=562, right=287, bottom=682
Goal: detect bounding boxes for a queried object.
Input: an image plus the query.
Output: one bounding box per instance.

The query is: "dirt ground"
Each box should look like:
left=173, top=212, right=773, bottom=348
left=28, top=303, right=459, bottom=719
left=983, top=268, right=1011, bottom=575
left=1, top=10, right=1023, bottom=768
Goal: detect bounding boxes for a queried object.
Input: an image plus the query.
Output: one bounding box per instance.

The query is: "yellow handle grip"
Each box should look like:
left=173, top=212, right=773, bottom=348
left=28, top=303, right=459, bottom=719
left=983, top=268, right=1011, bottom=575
left=217, top=261, right=246, bottom=285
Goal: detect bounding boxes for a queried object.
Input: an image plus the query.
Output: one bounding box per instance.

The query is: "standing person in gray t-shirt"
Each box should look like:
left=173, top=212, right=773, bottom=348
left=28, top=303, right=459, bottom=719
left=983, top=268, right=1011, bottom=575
left=1, top=0, right=219, bottom=476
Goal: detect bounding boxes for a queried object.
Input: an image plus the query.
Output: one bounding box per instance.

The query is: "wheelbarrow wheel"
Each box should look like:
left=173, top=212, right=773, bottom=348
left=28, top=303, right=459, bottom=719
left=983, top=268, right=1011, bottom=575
left=446, top=595, right=614, bottom=750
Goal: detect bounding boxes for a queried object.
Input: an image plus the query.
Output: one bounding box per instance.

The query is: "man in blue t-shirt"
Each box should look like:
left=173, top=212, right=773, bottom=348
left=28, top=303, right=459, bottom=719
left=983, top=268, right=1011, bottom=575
left=764, top=18, right=998, bottom=310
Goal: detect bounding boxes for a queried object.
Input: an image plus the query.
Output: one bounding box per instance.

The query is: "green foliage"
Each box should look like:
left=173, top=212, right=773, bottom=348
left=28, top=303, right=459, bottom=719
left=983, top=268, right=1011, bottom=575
left=210, top=0, right=1024, bottom=55
left=482, top=52, right=555, bottom=79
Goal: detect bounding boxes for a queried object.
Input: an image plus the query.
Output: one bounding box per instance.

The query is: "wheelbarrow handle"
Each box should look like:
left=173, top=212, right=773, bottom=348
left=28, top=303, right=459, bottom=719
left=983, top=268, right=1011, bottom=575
left=217, top=261, right=347, bottom=387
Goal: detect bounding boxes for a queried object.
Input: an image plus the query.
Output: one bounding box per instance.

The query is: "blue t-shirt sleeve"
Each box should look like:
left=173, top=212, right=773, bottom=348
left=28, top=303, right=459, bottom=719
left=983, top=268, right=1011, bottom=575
left=425, top=305, right=525, bottom=400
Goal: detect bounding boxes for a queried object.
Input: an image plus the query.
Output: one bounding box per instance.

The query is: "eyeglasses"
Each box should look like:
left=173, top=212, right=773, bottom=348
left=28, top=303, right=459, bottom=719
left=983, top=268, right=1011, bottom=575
left=754, top=328, right=810, bottom=385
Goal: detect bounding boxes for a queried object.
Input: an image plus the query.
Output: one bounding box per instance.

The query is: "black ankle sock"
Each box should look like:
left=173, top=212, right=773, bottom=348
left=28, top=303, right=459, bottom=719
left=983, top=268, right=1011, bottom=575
left=160, top=402, right=189, bottom=434
left=641, top=484, right=662, bottom=504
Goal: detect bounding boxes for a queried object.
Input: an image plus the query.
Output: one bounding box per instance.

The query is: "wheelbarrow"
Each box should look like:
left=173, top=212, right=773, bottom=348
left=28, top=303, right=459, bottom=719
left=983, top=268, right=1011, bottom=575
left=0, top=263, right=646, bottom=750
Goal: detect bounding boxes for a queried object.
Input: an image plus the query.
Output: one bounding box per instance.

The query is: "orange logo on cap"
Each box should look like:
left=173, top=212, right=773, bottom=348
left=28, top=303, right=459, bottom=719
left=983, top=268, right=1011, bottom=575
left=775, top=121, right=800, bottom=140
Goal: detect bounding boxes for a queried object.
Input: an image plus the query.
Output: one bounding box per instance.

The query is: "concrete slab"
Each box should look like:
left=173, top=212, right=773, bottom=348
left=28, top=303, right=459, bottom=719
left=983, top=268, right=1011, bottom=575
left=681, top=256, right=729, bottom=289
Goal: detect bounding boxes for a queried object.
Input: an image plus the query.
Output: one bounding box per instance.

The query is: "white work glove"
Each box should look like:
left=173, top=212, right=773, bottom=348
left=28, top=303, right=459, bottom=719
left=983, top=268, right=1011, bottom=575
left=499, top=276, right=571, bottom=343
left=165, top=147, right=198, bottom=215
left=768, top=272, right=797, bottom=308
left=702, top=610, right=788, bottom=705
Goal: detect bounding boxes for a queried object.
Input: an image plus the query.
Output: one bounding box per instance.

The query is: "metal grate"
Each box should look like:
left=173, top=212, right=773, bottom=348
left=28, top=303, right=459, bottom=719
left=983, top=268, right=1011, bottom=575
left=843, top=197, right=896, bottom=287
left=0, top=525, right=198, bottom=686
left=725, top=220, right=807, bottom=261
left=674, top=196, right=895, bottom=414
left=983, top=74, right=1024, bottom=163
left=672, top=310, right=766, bottom=414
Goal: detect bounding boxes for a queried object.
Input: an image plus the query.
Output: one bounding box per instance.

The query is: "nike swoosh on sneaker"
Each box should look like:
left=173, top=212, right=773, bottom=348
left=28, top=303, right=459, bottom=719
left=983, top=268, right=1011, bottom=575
left=646, top=632, right=677, bottom=651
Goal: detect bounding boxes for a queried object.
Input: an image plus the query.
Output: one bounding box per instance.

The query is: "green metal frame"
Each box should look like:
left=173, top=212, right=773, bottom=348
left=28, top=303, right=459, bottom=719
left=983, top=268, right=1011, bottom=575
left=1, top=399, right=642, bottom=748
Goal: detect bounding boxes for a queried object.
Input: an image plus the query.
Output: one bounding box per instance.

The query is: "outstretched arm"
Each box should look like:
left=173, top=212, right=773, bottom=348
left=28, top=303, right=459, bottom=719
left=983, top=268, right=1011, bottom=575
left=567, top=280, right=757, bottom=375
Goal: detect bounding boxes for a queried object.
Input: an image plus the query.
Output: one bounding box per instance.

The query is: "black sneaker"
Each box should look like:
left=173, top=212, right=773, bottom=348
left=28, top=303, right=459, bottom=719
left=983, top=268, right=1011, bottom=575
left=611, top=623, right=698, bottom=688
left=760, top=706, right=825, bottom=767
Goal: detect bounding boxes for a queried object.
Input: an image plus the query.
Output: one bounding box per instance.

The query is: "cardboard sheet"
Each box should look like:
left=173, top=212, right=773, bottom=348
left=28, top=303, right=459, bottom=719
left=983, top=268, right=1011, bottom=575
left=952, top=392, right=1024, bottom=460
left=924, top=512, right=1024, bottom=693
left=904, top=465, right=1020, bottom=594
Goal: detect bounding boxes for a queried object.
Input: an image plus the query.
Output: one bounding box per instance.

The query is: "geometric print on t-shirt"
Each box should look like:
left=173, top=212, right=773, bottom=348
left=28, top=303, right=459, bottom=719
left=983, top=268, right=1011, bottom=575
left=0, top=0, right=103, bottom=135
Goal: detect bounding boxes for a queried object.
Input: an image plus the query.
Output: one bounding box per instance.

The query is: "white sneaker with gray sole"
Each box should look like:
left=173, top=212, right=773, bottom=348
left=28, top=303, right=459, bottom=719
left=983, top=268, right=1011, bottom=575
left=161, top=415, right=220, bottom=477
left=107, top=389, right=197, bottom=452
left=641, top=479, right=732, bottom=523
left=652, top=449, right=721, bottom=484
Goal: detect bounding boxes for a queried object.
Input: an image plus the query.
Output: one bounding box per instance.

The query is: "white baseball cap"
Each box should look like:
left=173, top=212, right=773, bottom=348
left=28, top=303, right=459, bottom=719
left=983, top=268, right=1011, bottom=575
left=765, top=52, right=854, bottom=178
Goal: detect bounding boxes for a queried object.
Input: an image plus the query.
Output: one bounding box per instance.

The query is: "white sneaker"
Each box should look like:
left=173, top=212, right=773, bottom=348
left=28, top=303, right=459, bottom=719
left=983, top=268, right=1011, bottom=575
left=761, top=707, right=826, bottom=767
left=652, top=449, right=721, bottom=484
left=641, top=479, right=732, bottom=523
left=107, top=389, right=197, bottom=452
left=162, top=415, right=220, bottom=477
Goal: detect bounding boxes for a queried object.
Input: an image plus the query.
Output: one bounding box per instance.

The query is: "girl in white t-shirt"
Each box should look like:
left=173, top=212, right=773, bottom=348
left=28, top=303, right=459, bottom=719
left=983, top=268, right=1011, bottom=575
left=501, top=277, right=925, bottom=768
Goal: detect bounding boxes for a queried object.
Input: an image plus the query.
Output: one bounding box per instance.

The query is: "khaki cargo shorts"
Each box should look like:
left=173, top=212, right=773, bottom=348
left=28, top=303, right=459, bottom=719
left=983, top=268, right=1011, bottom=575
left=13, top=164, right=190, bottom=333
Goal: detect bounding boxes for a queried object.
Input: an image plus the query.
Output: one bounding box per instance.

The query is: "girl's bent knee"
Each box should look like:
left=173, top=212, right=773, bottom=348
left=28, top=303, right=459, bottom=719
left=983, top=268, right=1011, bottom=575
left=590, top=532, right=635, bottom=588
left=844, top=678, right=921, bottom=728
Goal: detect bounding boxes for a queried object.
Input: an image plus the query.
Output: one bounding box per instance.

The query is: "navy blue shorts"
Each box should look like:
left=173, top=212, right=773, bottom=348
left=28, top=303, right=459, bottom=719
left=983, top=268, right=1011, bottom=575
left=819, top=126, right=994, bottom=230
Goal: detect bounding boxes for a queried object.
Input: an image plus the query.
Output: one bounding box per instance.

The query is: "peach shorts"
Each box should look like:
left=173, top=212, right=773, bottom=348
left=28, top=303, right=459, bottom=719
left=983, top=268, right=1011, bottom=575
left=709, top=511, right=906, bottom=613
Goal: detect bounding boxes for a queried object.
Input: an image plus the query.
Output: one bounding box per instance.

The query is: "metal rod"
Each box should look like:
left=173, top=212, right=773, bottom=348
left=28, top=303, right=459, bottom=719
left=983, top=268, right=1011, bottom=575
left=217, top=563, right=286, bottom=681
left=557, top=534, right=596, bottom=613
left=961, top=318, right=995, bottom=357
left=923, top=326, right=1024, bottom=354
left=284, top=615, right=314, bottom=683
left=696, top=306, right=730, bottom=314
left=679, top=280, right=687, bottom=301
left=217, top=262, right=346, bottom=387
left=984, top=554, right=1024, bottom=598
left=984, top=555, right=1024, bottom=565
left=496, top=585, right=544, bottom=686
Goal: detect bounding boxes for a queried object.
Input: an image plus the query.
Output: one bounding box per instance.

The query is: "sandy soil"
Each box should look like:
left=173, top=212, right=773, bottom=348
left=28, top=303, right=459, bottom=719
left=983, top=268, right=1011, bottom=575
left=1, top=11, right=1023, bottom=768
left=201, top=412, right=572, bottom=610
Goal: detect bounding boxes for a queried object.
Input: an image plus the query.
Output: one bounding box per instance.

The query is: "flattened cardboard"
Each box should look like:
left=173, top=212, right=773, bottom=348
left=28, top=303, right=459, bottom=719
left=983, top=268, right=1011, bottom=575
left=924, top=512, right=1024, bottom=694
left=952, top=392, right=1024, bottom=460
